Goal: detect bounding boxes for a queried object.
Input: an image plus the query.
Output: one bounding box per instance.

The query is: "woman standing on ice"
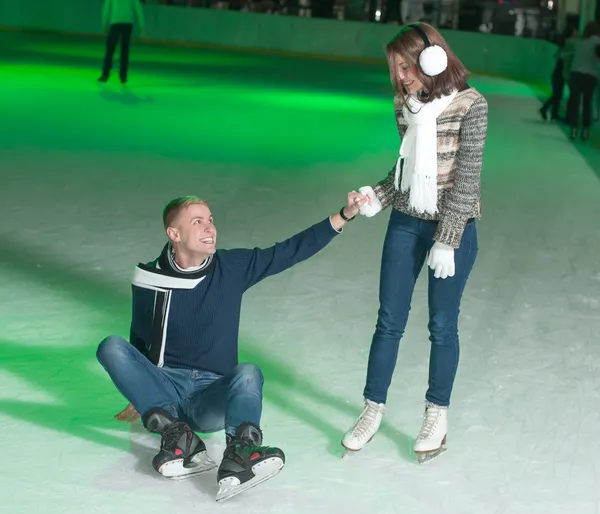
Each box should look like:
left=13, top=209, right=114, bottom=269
left=342, top=23, right=488, bottom=463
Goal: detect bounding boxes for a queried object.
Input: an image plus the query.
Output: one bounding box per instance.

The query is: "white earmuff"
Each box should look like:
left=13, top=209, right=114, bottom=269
left=405, top=24, right=448, bottom=77
left=419, top=45, right=448, bottom=76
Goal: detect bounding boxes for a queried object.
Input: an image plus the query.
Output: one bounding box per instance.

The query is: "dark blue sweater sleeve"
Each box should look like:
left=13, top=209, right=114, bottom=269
left=223, top=217, right=341, bottom=291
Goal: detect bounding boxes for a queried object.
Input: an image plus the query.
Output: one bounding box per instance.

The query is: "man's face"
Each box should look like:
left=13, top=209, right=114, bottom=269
left=167, top=203, right=217, bottom=260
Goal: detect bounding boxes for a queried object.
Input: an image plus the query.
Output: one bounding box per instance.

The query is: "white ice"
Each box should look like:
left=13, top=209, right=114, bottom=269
left=1, top=34, right=600, bottom=514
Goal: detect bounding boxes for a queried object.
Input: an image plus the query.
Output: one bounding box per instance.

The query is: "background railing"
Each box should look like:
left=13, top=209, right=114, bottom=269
left=142, top=0, right=562, bottom=42
left=0, top=0, right=558, bottom=86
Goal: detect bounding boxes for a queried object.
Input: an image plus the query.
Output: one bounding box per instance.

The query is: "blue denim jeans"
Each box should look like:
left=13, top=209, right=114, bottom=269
left=96, top=336, right=263, bottom=437
left=363, top=209, right=478, bottom=407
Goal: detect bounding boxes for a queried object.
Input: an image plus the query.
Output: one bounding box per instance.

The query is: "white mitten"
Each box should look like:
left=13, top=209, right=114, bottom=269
left=427, top=242, right=455, bottom=279
left=358, top=186, right=383, bottom=217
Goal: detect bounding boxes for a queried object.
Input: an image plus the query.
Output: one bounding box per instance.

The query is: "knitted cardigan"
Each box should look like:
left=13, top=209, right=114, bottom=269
left=372, top=87, right=488, bottom=248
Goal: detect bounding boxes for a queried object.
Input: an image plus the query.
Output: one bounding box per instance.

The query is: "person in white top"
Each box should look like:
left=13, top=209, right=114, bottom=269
left=98, top=0, right=145, bottom=84
left=566, top=21, right=600, bottom=140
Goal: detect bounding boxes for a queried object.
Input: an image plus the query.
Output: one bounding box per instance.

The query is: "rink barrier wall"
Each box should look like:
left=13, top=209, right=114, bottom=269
left=0, top=0, right=557, bottom=85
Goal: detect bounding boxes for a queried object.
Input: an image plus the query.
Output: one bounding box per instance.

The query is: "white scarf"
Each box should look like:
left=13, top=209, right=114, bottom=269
left=394, top=90, right=457, bottom=215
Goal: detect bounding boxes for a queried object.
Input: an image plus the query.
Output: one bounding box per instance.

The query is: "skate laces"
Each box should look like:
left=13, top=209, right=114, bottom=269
left=163, top=421, right=187, bottom=449
left=230, top=442, right=270, bottom=459
left=237, top=442, right=264, bottom=452
left=352, top=400, right=384, bottom=440
left=417, top=403, right=443, bottom=441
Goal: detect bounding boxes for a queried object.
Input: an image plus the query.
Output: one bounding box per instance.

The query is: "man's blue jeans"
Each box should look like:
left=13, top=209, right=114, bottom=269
left=363, top=209, right=478, bottom=407
left=96, top=336, right=263, bottom=437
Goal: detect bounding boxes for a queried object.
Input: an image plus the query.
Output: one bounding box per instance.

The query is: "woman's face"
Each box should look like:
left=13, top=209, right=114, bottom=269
left=394, top=53, right=424, bottom=95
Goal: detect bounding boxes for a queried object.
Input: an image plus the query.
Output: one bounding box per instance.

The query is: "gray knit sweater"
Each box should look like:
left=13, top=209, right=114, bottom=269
left=372, top=87, right=488, bottom=248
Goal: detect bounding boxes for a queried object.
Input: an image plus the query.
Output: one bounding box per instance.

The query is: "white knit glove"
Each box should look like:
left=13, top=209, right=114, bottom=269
left=358, top=186, right=383, bottom=217
left=427, top=242, right=455, bottom=279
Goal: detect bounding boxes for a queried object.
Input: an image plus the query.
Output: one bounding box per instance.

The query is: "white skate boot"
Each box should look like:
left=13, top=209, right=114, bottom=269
left=414, top=402, right=448, bottom=464
left=341, top=399, right=385, bottom=457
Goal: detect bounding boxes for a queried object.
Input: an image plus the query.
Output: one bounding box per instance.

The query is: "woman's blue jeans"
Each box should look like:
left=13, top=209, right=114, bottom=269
left=363, top=209, right=478, bottom=407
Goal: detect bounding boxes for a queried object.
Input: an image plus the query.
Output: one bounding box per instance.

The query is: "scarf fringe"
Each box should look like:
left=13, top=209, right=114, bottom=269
left=408, top=170, right=439, bottom=214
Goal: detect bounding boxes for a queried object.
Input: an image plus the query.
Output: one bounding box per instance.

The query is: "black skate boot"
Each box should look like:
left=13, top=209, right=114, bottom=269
left=145, top=410, right=216, bottom=479
left=142, top=407, right=176, bottom=435
left=216, top=422, right=285, bottom=502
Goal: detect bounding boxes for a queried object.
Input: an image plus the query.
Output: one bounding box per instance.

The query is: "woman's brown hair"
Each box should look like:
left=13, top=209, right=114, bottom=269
left=386, top=23, right=468, bottom=105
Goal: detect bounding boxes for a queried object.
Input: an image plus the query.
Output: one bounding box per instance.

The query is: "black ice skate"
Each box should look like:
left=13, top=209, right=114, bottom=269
left=145, top=409, right=216, bottom=479
left=143, top=407, right=176, bottom=436
left=216, top=422, right=285, bottom=502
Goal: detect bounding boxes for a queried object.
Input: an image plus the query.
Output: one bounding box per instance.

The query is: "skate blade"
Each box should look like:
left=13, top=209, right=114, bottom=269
left=340, top=436, right=374, bottom=458
left=341, top=445, right=360, bottom=458
left=159, top=451, right=217, bottom=479
left=416, top=446, right=446, bottom=464
left=215, top=456, right=284, bottom=502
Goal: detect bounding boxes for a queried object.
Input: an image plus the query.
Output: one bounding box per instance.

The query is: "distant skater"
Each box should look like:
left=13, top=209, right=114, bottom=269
left=98, top=0, right=145, bottom=84
left=567, top=21, right=600, bottom=140
left=539, top=25, right=577, bottom=122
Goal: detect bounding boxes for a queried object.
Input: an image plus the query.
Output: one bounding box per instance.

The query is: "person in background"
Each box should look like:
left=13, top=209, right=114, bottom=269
left=98, top=0, right=145, bottom=84
left=539, top=25, right=578, bottom=122
left=567, top=21, right=600, bottom=141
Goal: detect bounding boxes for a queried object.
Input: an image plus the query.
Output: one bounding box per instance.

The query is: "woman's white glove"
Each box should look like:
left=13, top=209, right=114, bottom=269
left=358, top=186, right=383, bottom=217
left=427, top=242, right=455, bottom=279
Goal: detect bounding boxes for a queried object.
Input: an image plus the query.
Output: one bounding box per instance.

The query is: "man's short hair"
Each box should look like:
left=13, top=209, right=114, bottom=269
left=162, top=196, right=209, bottom=229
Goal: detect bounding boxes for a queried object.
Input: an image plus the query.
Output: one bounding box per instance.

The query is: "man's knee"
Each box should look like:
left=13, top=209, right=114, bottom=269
left=96, top=335, right=130, bottom=365
left=232, top=363, right=264, bottom=389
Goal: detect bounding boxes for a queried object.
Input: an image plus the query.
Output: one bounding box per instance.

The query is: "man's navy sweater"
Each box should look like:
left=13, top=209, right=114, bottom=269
left=129, top=217, right=341, bottom=375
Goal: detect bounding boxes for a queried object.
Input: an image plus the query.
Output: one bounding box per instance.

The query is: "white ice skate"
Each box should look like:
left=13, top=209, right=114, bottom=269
left=341, top=399, right=386, bottom=457
left=414, top=402, right=448, bottom=464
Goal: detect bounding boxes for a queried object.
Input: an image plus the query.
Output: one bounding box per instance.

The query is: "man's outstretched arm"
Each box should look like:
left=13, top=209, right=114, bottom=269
left=226, top=192, right=367, bottom=290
